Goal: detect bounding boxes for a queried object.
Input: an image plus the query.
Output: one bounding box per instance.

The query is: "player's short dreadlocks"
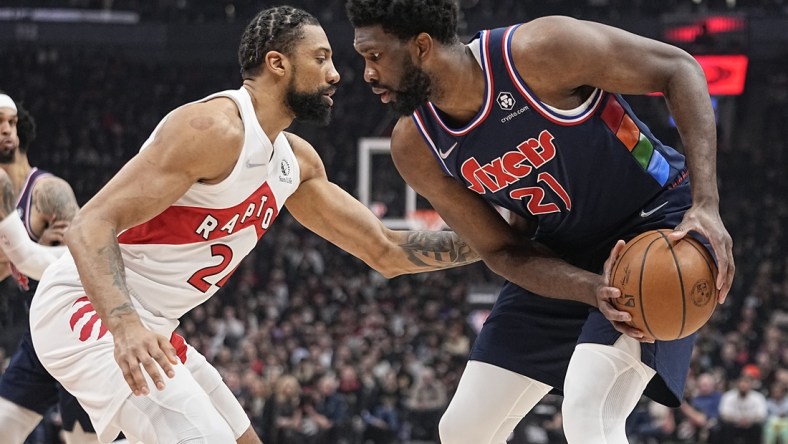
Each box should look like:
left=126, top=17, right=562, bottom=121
left=239, top=6, right=320, bottom=79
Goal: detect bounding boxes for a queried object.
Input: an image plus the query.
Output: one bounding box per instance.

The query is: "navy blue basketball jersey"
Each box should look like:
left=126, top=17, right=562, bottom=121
left=412, top=25, right=687, bottom=251
left=10, top=167, right=53, bottom=293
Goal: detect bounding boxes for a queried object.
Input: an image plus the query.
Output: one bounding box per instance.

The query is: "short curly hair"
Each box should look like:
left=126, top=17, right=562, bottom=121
left=346, top=0, right=459, bottom=44
left=16, top=105, right=36, bottom=154
left=238, top=6, right=320, bottom=79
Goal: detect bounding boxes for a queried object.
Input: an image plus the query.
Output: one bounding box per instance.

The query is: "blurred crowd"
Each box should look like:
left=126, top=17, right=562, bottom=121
left=2, top=0, right=788, bottom=23
left=0, top=5, right=786, bottom=444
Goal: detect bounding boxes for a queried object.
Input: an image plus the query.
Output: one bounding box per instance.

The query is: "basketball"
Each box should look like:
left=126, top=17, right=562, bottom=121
left=610, top=229, right=718, bottom=341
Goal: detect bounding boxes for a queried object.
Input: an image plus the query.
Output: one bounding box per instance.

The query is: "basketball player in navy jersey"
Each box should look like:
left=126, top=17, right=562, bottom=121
left=0, top=94, right=73, bottom=287
left=347, top=1, right=734, bottom=443
left=0, top=95, right=100, bottom=443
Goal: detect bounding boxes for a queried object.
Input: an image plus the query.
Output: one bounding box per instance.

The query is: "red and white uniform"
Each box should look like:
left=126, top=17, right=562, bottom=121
left=29, top=87, right=300, bottom=442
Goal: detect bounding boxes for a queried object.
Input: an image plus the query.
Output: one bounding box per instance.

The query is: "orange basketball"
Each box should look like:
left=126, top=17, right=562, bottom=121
left=610, top=229, right=718, bottom=341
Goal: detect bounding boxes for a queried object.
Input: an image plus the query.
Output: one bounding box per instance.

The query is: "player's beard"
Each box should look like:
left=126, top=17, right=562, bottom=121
left=0, top=148, right=16, bottom=164
left=285, top=74, right=334, bottom=126
left=388, top=58, right=431, bottom=117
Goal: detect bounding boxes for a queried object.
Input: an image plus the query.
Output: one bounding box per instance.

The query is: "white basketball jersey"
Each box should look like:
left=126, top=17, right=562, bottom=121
left=40, top=87, right=300, bottom=322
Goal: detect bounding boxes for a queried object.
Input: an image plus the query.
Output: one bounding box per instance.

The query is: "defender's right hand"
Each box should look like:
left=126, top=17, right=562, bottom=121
left=113, top=323, right=178, bottom=396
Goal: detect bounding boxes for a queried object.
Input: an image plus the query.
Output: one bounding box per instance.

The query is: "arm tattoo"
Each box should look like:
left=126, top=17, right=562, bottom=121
left=400, top=231, right=479, bottom=268
left=99, top=230, right=127, bottom=291
left=0, top=174, right=15, bottom=218
left=109, top=302, right=136, bottom=318
left=32, top=180, right=79, bottom=222
left=98, top=229, right=133, bottom=318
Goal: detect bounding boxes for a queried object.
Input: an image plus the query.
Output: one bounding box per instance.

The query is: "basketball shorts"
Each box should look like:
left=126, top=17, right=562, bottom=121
left=29, top=284, right=232, bottom=442
left=0, top=331, right=95, bottom=432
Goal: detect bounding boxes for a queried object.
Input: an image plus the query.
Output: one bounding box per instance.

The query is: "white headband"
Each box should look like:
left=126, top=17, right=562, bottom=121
left=0, top=94, right=17, bottom=113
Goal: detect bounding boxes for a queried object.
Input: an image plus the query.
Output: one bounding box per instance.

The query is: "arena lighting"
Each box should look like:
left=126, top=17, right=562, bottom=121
left=664, top=15, right=746, bottom=43
left=695, top=55, right=748, bottom=95
left=0, top=8, right=139, bottom=24
left=649, top=55, right=748, bottom=96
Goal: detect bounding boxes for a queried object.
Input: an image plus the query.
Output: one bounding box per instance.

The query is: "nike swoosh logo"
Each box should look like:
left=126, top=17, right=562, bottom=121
left=640, top=201, right=668, bottom=218
left=438, top=142, right=458, bottom=160
left=246, top=161, right=267, bottom=168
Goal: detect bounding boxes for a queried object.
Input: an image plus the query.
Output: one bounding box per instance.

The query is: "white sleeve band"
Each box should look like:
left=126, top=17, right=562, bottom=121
left=0, top=212, right=67, bottom=280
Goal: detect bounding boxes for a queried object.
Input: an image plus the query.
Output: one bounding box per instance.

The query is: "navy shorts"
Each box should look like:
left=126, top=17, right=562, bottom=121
left=469, top=283, right=590, bottom=392
left=0, top=331, right=95, bottom=433
left=470, top=178, right=705, bottom=407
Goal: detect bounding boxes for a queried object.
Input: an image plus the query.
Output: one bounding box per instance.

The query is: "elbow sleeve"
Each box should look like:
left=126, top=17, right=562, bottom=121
left=0, top=213, right=67, bottom=280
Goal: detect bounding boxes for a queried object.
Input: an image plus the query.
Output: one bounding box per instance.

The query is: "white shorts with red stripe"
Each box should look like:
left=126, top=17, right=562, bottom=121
left=30, top=258, right=227, bottom=442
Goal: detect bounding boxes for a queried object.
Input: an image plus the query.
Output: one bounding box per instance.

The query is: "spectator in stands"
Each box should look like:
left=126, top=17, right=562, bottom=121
left=361, top=394, right=400, bottom=444
left=627, top=399, right=676, bottom=444
left=717, top=338, right=746, bottom=381
left=294, top=392, right=331, bottom=444
left=406, top=367, right=447, bottom=441
left=336, top=364, right=364, bottom=412
left=238, top=370, right=268, bottom=436
left=260, top=375, right=302, bottom=444
left=441, top=321, right=470, bottom=358
left=718, top=375, right=769, bottom=444
left=678, top=372, right=723, bottom=443
left=764, top=381, right=788, bottom=444
left=313, top=373, right=352, bottom=443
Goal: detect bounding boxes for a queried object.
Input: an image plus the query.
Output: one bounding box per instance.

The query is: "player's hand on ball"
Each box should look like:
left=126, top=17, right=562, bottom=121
left=598, top=239, right=652, bottom=342
left=667, top=205, right=734, bottom=304
left=113, top=322, right=178, bottom=396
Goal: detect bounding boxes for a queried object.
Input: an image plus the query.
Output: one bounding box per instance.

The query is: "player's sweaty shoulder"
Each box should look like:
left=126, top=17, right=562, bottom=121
left=192, top=97, right=244, bottom=136
left=149, top=98, right=245, bottom=182
left=511, top=17, right=590, bottom=104
left=391, top=117, right=423, bottom=156
left=176, top=97, right=244, bottom=141
left=390, top=117, right=439, bottom=191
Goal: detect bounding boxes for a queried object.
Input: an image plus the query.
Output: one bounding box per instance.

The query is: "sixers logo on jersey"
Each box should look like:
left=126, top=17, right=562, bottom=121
left=461, top=130, right=572, bottom=216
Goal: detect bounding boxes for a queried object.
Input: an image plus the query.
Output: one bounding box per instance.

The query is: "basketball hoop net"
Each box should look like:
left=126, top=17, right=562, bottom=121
left=406, top=209, right=447, bottom=231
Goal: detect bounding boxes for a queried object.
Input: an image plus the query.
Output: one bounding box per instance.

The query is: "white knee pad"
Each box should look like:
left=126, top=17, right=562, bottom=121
left=0, top=396, right=43, bottom=444
left=113, top=364, right=235, bottom=444
left=562, top=336, right=656, bottom=444
left=183, top=345, right=250, bottom=439
left=439, top=361, right=552, bottom=444
left=62, top=421, right=101, bottom=444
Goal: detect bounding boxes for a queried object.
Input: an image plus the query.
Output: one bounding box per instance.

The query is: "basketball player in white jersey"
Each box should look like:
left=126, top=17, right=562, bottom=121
left=29, top=6, right=479, bottom=443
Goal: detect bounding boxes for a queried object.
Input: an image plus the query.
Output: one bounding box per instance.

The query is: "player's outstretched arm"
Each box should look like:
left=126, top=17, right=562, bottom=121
left=0, top=170, right=67, bottom=279
left=283, top=133, right=479, bottom=278
left=64, top=98, right=242, bottom=396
